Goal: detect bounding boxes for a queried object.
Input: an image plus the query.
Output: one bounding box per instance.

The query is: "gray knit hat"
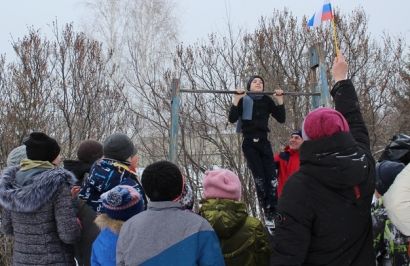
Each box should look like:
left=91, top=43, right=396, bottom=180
left=103, top=133, right=136, bottom=162
left=7, top=145, right=27, bottom=167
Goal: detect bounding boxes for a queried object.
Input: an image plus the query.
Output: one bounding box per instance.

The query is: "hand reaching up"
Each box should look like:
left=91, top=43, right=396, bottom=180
left=332, top=52, right=348, bottom=83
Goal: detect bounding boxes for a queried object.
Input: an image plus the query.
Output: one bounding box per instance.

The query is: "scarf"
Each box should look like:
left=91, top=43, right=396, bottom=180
left=236, top=94, right=264, bottom=133
left=20, top=159, right=55, bottom=171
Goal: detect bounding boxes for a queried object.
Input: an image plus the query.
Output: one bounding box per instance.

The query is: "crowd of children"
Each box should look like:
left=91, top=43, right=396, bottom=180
left=0, top=52, right=409, bottom=266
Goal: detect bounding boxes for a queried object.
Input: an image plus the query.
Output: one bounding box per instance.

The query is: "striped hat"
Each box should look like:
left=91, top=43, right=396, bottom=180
left=101, top=185, right=144, bottom=221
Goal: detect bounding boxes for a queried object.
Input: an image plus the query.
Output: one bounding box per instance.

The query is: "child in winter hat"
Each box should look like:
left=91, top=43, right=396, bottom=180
left=6, top=145, right=27, bottom=167
left=200, top=169, right=271, bottom=266
left=302, top=107, right=349, bottom=140
left=103, top=133, right=136, bottom=162
left=203, top=169, right=242, bottom=200
left=246, top=75, right=265, bottom=91
left=77, top=140, right=103, bottom=164
left=63, top=139, right=104, bottom=266
left=78, top=133, right=146, bottom=212
left=23, top=132, right=61, bottom=163
left=375, top=160, right=405, bottom=196
left=91, top=185, right=144, bottom=266
left=141, top=160, right=183, bottom=201
left=64, top=140, right=103, bottom=184
left=372, top=160, right=408, bottom=265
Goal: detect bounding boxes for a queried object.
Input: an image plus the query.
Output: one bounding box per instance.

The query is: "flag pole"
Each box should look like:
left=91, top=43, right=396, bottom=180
left=331, top=10, right=340, bottom=55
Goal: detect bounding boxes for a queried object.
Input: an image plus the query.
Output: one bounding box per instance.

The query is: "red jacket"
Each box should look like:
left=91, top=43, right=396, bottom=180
left=274, top=146, right=300, bottom=198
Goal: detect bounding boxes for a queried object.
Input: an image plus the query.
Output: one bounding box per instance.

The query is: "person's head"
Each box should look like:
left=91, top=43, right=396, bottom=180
left=289, top=130, right=304, bottom=150
left=23, top=132, right=61, bottom=165
left=103, top=133, right=136, bottom=162
left=77, top=140, right=103, bottom=164
left=100, top=185, right=144, bottom=221
left=246, top=75, right=264, bottom=92
left=203, top=169, right=242, bottom=201
left=375, top=160, right=405, bottom=195
left=141, top=161, right=183, bottom=202
left=302, top=107, right=349, bottom=141
left=6, top=145, right=27, bottom=167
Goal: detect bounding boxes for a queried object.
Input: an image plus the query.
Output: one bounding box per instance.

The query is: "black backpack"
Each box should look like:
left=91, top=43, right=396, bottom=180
left=378, top=134, right=410, bottom=165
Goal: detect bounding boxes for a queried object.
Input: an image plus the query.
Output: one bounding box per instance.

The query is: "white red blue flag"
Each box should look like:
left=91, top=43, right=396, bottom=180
left=307, top=1, right=334, bottom=28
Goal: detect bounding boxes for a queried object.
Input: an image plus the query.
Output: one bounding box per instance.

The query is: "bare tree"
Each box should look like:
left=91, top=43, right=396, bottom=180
left=50, top=23, right=129, bottom=157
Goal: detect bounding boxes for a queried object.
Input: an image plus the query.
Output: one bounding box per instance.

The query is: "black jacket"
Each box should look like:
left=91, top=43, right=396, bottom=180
left=271, top=80, right=376, bottom=265
left=228, top=95, right=285, bottom=137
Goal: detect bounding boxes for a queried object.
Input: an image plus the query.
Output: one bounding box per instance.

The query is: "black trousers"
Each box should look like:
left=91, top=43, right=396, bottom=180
left=242, top=136, right=277, bottom=217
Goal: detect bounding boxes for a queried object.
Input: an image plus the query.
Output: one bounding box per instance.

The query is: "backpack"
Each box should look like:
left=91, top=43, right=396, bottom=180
left=379, top=134, right=410, bottom=165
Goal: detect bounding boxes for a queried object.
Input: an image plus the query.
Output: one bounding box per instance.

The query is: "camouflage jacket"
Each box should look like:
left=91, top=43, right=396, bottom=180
left=372, top=198, right=409, bottom=266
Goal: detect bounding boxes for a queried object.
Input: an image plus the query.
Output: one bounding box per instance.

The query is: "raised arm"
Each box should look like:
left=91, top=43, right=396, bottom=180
left=228, top=88, right=245, bottom=123
left=330, top=53, right=371, bottom=154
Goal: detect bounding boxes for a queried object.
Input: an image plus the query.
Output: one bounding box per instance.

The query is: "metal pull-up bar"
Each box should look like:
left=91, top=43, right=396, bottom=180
left=179, top=89, right=320, bottom=97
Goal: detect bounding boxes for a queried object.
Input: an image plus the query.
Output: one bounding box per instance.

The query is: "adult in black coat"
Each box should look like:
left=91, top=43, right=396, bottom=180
left=271, top=53, right=376, bottom=265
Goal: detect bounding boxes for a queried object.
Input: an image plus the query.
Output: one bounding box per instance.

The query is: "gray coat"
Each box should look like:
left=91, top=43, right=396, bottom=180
left=0, top=166, right=81, bottom=266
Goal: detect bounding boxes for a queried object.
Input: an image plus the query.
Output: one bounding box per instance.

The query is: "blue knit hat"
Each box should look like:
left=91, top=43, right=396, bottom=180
left=100, top=185, right=144, bottom=221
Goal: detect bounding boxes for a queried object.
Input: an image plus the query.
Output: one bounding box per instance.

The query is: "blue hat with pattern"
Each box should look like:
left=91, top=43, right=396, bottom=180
left=101, top=185, right=144, bottom=221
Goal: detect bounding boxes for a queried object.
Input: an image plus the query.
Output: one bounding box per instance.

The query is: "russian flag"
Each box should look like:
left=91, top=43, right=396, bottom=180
left=307, top=1, right=333, bottom=28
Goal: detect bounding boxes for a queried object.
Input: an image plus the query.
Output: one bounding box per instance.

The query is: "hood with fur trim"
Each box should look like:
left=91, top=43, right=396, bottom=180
left=0, top=166, right=77, bottom=212
left=94, top=213, right=124, bottom=234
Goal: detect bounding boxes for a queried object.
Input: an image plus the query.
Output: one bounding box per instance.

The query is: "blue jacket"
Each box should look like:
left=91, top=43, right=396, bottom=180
left=91, top=228, right=118, bottom=266
left=117, top=201, right=225, bottom=265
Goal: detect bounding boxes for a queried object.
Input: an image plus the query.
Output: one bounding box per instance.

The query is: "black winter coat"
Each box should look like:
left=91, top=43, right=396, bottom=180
left=228, top=95, right=286, bottom=137
left=271, top=80, right=376, bottom=265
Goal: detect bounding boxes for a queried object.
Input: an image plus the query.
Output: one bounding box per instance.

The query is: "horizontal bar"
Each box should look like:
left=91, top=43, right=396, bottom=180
left=179, top=89, right=320, bottom=96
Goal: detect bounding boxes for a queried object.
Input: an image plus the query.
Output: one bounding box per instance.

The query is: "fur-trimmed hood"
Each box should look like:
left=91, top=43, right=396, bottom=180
left=0, top=166, right=77, bottom=212
left=94, top=213, right=124, bottom=234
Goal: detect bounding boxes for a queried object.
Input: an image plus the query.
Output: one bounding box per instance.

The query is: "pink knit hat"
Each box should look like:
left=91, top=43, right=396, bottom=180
left=302, top=107, right=349, bottom=140
left=203, top=169, right=242, bottom=200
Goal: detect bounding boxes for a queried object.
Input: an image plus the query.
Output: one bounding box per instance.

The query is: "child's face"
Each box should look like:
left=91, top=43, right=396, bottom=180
left=249, top=78, right=264, bottom=92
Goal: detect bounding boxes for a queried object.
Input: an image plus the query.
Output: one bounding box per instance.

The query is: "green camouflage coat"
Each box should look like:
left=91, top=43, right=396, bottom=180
left=200, top=198, right=271, bottom=266
left=372, top=198, right=409, bottom=266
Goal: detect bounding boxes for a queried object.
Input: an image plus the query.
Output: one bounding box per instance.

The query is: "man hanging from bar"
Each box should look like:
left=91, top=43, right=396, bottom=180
left=228, top=75, right=285, bottom=224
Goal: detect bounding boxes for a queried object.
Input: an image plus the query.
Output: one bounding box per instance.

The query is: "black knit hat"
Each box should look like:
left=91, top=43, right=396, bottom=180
left=77, top=140, right=103, bottom=164
left=375, top=160, right=405, bottom=195
left=141, top=161, right=183, bottom=201
left=291, top=130, right=303, bottom=138
left=246, top=75, right=265, bottom=91
left=23, top=132, right=61, bottom=162
left=103, top=133, right=136, bottom=162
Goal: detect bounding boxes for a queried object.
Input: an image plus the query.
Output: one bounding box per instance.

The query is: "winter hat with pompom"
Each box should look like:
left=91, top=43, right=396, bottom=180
left=203, top=169, right=242, bottom=200
left=302, top=107, right=349, bottom=140
left=101, top=185, right=144, bottom=221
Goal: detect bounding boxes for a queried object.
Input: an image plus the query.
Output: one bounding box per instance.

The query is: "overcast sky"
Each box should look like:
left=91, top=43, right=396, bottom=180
left=0, top=0, right=408, bottom=59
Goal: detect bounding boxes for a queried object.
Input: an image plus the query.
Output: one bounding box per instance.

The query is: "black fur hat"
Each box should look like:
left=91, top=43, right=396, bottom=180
left=23, top=132, right=60, bottom=163
left=141, top=161, right=183, bottom=201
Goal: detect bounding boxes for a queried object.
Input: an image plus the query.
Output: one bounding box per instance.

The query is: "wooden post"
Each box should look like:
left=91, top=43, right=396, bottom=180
left=168, top=78, right=180, bottom=163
